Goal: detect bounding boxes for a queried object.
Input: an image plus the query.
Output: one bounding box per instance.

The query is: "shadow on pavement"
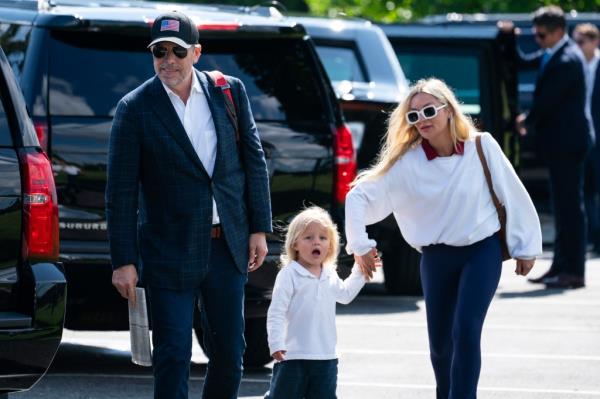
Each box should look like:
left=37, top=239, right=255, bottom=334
left=337, top=293, right=421, bottom=315
left=497, top=287, right=572, bottom=299
left=35, top=342, right=271, bottom=398
left=47, top=343, right=147, bottom=374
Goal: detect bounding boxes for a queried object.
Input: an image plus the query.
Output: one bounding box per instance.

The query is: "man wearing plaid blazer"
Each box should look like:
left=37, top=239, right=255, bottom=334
left=105, top=11, right=272, bottom=399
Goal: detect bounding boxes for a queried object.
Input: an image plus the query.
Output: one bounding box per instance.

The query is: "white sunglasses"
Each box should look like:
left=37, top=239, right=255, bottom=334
left=406, top=104, right=447, bottom=125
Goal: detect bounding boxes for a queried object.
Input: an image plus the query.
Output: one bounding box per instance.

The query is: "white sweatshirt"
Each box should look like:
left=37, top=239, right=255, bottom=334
left=266, top=261, right=366, bottom=361
left=345, top=133, right=542, bottom=259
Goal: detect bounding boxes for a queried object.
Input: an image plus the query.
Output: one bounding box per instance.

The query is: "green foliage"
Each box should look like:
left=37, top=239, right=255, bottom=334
left=303, top=0, right=600, bottom=22
left=145, top=0, right=600, bottom=22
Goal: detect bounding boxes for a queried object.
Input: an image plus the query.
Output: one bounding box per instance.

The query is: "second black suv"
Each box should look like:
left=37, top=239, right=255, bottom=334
left=0, top=0, right=355, bottom=367
left=0, top=45, right=66, bottom=395
left=415, top=12, right=600, bottom=214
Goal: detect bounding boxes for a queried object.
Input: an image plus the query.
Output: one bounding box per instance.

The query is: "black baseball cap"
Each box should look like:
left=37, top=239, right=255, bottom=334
left=148, top=11, right=199, bottom=49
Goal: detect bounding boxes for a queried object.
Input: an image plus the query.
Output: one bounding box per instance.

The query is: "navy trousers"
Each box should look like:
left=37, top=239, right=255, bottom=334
left=548, top=154, right=588, bottom=278
left=147, top=238, right=246, bottom=399
left=420, top=234, right=502, bottom=399
left=586, top=145, right=600, bottom=250
left=265, top=359, right=338, bottom=399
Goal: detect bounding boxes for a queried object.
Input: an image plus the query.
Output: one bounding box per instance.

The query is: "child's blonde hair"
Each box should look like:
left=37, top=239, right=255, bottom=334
left=281, top=206, right=340, bottom=268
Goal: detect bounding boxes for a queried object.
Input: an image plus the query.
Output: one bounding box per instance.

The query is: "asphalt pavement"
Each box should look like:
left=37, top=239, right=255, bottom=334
left=11, top=251, right=600, bottom=398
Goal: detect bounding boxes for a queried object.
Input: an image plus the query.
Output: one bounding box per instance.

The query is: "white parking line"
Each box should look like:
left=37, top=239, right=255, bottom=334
left=494, top=299, right=600, bottom=307
left=339, top=348, right=600, bottom=361
left=352, top=296, right=600, bottom=307
left=45, top=374, right=600, bottom=396
left=336, top=320, right=600, bottom=332
left=339, top=381, right=600, bottom=396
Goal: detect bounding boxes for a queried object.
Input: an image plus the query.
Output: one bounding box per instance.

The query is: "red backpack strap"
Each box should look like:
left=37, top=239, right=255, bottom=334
left=205, top=70, right=239, bottom=142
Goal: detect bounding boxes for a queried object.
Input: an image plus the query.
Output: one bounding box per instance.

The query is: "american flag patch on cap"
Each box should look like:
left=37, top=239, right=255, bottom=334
left=160, top=19, right=180, bottom=32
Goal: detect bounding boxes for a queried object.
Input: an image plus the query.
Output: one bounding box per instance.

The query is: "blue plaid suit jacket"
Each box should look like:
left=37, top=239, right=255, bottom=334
left=106, top=69, right=272, bottom=290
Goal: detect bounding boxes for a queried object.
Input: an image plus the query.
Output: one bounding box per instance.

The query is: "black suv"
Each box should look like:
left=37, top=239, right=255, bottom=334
left=289, top=16, right=425, bottom=294
left=0, top=45, right=66, bottom=395
left=0, top=0, right=354, bottom=367
left=381, top=23, right=519, bottom=161
left=291, top=16, right=408, bottom=166
left=421, top=12, right=600, bottom=112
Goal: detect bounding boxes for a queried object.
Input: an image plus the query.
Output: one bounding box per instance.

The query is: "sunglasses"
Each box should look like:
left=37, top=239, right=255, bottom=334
left=406, top=104, right=447, bottom=125
left=151, top=45, right=189, bottom=59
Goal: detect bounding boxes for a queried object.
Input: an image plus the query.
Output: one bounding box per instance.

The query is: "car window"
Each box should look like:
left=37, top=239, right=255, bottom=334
left=0, top=88, right=11, bottom=146
left=315, top=45, right=367, bottom=82
left=48, top=31, right=155, bottom=117
left=196, top=39, right=328, bottom=123
left=395, top=48, right=481, bottom=115
left=0, top=23, right=31, bottom=81
left=48, top=31, right=328, bottom=123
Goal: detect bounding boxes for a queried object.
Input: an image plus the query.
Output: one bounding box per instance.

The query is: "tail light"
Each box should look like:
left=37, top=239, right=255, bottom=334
left=18, top=148, right=59, bottom=261
left=197, top=22, right=241, bottom=31
left=33, top=119, right=48, bottom=153
left=334, top=124, right=357, bottom=205
left=145, top=19, right=241, bottom=31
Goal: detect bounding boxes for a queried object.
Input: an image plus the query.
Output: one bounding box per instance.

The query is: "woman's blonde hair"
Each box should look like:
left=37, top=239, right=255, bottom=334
left=281, top=206, right=340, bottom=269
left=352, top=78, right=476, bottom=185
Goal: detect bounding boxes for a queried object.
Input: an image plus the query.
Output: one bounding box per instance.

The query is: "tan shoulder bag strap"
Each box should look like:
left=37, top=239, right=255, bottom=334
left=475, top=135, right=503, bottom=212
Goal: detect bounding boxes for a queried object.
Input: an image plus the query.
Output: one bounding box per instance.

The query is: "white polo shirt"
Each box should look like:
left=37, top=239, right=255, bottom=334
left=267, top=261, right=366, bottom=361
left=162, top=72, right=220, bottom=224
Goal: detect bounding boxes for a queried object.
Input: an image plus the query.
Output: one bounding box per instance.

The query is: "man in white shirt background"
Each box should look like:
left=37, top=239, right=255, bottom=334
left=574, top=23, right=600, bottom=254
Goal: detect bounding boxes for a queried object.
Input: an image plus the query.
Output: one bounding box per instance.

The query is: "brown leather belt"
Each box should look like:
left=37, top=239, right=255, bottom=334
left=211, top=225, right=222, bottom=239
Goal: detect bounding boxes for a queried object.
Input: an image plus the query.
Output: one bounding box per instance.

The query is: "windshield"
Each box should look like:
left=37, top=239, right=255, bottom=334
left=315, top=45, right=367, bottom=83
left=49, top=31, right=328, bottom=123
left=394, top=47, right=482, bottom=115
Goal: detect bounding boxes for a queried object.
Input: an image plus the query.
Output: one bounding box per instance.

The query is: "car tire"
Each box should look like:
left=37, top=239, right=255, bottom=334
left=382, top=233, right=423, bottom=296
left=194, top=316, right=272, bottom=368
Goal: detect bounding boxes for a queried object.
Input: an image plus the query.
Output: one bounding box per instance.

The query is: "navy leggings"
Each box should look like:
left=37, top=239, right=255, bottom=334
left=420, top=233, right=502, bottom=399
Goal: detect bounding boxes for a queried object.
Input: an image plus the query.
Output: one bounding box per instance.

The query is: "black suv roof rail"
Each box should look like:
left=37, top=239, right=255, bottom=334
left=382, top=22, right=502, bottom=40
left=421, top=11, right=600, bottom=24
left=0, top=0, right=43, bottom=10
left=0, top=0, right=304, bottom=33
left=1, top=0, right=286, bottom=19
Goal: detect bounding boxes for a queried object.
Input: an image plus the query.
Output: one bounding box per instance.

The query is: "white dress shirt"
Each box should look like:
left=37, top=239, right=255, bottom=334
left=162, top=73, right=220, bottom=224
left=584, top=50, right=600, bottom=142
left=267, top=261, right=366, bottom=361
left=546, top=33, right=570, bottom=60
left=345, top=133, right=542, bottom=260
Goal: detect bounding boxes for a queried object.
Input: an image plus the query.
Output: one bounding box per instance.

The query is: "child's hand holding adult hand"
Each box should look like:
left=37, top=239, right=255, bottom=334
left=272, top=350, right=286, bottom=361
left=354, top=248, right=382, bottom=280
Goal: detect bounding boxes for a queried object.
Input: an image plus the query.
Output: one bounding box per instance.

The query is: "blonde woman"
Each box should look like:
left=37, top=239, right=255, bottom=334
left=265, top=206, right=378, bottom=399
left=345, top=78, right=542, bottom=399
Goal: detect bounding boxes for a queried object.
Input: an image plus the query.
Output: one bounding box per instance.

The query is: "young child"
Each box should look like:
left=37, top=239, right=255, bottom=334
left=264, top=206, right=379, bottom=399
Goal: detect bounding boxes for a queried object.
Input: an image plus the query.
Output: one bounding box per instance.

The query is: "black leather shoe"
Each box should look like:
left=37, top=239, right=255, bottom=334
left=528, top=269, right=558, bottom=284
left=544, top=274, right=585, bottom=289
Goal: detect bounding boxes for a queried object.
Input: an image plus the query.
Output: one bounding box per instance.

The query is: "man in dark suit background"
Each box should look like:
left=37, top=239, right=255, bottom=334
left=106, top=11, right=272, bottom=399
left=515, top=6, right=591, bottom=289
